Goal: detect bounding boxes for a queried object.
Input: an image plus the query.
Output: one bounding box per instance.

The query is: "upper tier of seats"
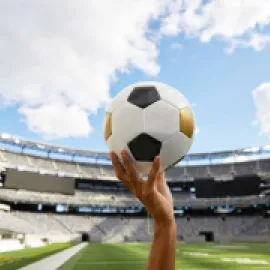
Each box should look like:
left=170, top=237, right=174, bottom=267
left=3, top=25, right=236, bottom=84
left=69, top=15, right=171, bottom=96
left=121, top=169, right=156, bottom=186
left=1, top=149, right=270, bottom=181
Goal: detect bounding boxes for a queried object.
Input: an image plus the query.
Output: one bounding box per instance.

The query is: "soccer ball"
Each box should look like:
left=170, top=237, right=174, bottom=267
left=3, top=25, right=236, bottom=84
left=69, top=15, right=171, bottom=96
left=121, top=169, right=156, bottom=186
left=104, top=81, right=195, bottom=174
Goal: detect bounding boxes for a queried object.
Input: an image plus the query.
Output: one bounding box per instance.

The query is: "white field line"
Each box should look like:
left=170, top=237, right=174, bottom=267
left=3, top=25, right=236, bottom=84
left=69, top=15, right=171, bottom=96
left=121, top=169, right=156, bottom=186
left=20, top=243, right=87, bottom=270
left=182, top=252, right=209, bottom=256
left=221, top=257, right=269, bottom=265
left=77, top=261, right=146, bottom=265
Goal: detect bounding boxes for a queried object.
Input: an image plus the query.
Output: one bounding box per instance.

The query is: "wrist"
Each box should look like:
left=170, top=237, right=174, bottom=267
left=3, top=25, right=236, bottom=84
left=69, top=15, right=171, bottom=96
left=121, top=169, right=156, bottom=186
left=154, top=216, right=176, bottom=231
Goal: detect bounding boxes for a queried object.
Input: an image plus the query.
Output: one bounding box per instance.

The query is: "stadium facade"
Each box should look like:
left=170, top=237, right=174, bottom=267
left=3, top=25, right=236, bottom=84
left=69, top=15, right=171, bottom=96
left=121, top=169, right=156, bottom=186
left=0, top=132, right=269, bottom=253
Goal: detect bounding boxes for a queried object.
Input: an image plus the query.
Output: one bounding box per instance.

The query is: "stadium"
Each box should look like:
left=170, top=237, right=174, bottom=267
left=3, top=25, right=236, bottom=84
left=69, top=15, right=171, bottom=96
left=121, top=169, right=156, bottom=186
left=0, top=132, right=269, bottom=269
left=1, top=0, right=270, bottom=269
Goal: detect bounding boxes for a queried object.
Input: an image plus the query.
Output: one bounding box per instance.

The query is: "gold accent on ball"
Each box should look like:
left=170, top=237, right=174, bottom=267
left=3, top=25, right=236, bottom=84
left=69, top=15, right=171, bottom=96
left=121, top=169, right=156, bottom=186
left=179, top=107, right=194, bottom=138
left=104, top=112, right=112, bottom=141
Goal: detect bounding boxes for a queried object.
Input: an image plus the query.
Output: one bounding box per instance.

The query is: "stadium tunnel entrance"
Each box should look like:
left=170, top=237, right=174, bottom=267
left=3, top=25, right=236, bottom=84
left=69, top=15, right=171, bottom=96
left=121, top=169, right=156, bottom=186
left=81, top=232, right=89, bottom=242
left=199, top=231, right=214, bottom=242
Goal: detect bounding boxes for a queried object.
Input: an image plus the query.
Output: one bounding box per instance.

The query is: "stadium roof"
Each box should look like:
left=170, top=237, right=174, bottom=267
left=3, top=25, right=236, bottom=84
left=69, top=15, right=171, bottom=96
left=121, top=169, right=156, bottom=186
left=0, top=132, right=270, bottom=161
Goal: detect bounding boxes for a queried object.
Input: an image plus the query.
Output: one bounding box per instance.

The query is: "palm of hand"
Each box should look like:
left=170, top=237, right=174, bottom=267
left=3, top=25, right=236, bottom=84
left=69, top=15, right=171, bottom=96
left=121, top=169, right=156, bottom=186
left=110, top=151, right=174, bottom=223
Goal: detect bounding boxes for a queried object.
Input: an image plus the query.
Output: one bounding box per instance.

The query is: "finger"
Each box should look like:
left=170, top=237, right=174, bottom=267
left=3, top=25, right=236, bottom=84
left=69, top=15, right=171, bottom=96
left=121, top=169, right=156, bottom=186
left=110, top=152, right=127, bottom=180
left=156, top=171, right=165, bottom=192
left=121, top=150, right=138, bottom=187
left=147, top=155, right=160, bottom=188
left=110, top=152, right=131, bottom=187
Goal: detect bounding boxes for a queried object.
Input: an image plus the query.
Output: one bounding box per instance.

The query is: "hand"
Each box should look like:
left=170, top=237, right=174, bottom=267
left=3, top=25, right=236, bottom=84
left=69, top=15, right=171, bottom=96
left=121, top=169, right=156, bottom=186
left=110, top=150, right=174, bottom=224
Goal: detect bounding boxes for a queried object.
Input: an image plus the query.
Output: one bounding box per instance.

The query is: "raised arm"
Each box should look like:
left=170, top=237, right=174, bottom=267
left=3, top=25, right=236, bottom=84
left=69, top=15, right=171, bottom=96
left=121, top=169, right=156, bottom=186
left=147, top=173, right=176, bottom=270
left=110, top=151, right=176, bottom=270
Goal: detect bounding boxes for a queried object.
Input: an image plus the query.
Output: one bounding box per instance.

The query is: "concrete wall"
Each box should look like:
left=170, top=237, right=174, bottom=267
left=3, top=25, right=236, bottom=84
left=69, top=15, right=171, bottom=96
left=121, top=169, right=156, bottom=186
left=0, top=233, right=82, bottom=253
left=24, top=233, right=81, bottom=244
left=231, top=235, right=270, bottom=243
left=0, top=239, right=24, bottom=252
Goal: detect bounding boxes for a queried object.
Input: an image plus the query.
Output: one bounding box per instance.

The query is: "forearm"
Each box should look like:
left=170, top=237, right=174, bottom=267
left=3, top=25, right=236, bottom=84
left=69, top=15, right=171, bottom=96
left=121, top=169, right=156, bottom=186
left=147, top=218, right=176, bottom=270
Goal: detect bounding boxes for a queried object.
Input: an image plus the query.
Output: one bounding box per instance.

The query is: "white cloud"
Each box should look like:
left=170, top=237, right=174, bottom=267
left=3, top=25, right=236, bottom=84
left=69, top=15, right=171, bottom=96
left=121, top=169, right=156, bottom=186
left=195, top=127, right=200, bottom=135
left=160, top=0, right=184, bottom=36
left=226, top=33, right=270, bottom=54
left=161, top=0, right=270, bottom=53
left=252, top=83, right=270, bottom=137
left=0, top=0, right=173, bottom=139
left=19, top=103, right=91, bottom=140
left=1, top=1, right=270, bottom=140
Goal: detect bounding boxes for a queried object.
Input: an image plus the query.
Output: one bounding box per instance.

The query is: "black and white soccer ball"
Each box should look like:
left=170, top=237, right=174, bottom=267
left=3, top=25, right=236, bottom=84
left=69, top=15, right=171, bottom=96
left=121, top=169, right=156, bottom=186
left=104, top=81, right=195, bottom=174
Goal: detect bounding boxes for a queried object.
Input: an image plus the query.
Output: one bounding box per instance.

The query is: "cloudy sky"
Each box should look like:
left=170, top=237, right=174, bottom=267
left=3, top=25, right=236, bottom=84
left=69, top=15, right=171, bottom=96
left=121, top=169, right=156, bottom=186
left=0, top=0, right=270, bottom=154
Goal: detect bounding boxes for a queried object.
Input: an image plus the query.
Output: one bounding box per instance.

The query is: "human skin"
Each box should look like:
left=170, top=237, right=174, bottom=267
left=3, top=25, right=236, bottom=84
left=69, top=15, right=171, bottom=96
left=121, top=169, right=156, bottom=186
left=110, top=151, right=176, bottom=270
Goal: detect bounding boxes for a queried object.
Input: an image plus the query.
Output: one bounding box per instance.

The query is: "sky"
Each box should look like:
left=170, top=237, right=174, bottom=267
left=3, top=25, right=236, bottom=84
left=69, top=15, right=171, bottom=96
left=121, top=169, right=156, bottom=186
left=0, top=0, right=270, bottom=155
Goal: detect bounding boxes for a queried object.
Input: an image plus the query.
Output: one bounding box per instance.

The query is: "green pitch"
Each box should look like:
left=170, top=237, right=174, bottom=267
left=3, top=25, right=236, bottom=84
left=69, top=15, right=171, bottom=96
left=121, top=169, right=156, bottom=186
left=59, top=242, right=270, bottom=270
left=0, top=243, right=70, bottom=270
left=1, top=242, right=269, bottom=269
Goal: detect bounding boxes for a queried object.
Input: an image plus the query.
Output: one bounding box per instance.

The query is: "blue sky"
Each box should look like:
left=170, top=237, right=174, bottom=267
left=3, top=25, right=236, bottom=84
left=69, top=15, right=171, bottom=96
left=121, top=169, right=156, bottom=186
left=0, top=1, right=270, bottom=154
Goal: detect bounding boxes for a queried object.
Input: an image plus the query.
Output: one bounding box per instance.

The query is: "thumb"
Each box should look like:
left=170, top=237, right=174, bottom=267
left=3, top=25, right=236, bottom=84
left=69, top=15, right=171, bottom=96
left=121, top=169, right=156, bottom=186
left=147, top=156, right=160, bottom=188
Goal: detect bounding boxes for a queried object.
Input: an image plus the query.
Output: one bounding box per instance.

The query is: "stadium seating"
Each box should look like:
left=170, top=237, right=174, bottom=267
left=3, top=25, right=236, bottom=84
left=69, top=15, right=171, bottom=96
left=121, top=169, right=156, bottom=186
left=1, top=150, right=30, bottom=167
left=166, top=166, right=185, bottom=180
left=0, top=145, right=269, bottom=246
left=54, top=160, right=79, bottom=175
left=234, top=161, right=258, bottom=176
left=0, top=211, right=269, bottom=243
left=0, top=188, right=140, bottom=206
left=0, top=211, right=33, bottom=233
left=0, top=188, right=268, bottom=207
left=209, top=164, right=233, bottom=177
left=186, top=165, right=209, bottom=179
left=1, top=148, right=270, bottom=182
left=260, top=159, right=270, bottom=172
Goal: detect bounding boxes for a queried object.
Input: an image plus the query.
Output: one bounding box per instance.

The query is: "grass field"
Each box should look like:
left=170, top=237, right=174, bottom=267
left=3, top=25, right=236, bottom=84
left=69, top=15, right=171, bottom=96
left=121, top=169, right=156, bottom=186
left=58, top=242, right=270, bottom=270
left=0, top=243, right=71, bottom=269
left=0, top=242, right=269, bottom=269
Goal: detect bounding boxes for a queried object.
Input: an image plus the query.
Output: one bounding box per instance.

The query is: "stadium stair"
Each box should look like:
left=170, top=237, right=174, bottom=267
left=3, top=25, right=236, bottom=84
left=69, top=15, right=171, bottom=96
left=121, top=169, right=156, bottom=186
left=95, top=224, right=106, bottom=236
left=102, top=220, right=130, bottom=243
left=53, top=215, right=74, bottom=234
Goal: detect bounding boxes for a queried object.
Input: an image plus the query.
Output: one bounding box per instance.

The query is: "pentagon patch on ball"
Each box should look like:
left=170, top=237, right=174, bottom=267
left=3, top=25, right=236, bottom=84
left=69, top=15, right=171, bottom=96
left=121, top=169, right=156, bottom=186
left=104, top=81, right=196, bottom=174
left=128, top=86, right=160, bottom=108
left=128, top=133, right=162, bottom=162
